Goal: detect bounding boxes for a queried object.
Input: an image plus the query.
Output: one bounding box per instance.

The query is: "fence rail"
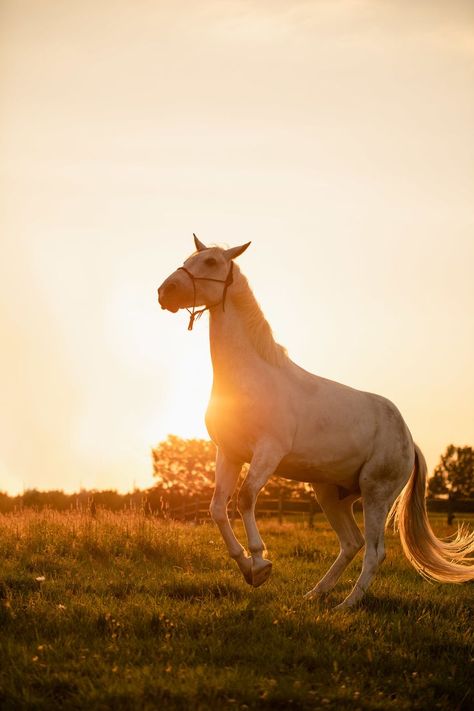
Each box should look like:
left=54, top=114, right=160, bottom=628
left=169, top=494, right=321, bottom=526
left=168, top=494, right=474, bottom=526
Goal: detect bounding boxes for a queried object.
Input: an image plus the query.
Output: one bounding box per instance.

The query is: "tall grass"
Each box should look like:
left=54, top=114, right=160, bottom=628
left=0, top=510, right=472, bottom=709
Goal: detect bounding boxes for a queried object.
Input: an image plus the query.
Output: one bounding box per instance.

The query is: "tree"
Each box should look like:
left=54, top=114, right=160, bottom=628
left=152, top=435, right=217, bottom=495
left=428, top=445, right=474, bottom=499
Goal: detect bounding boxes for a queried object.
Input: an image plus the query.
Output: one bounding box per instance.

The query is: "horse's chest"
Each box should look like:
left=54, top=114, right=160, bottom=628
left=205, top=388, right=273, bottom=460
left=206, top=392, right=253, bottom=436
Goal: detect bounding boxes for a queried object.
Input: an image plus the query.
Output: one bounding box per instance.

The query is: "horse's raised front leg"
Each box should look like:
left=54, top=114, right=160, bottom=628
left=305, top=483, right=364, bottom=600
left=209, top=449, right=252, bottom=584
left=238, top=443, right=284, bottom=588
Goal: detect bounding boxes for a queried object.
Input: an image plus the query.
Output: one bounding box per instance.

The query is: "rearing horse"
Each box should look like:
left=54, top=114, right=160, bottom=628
left=158, top=236, right=474, bottom=609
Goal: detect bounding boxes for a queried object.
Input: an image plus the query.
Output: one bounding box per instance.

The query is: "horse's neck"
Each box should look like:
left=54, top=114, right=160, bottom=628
left=209, top=299, right=258, bottom=384
left=209, top=271, right=287, bottom=387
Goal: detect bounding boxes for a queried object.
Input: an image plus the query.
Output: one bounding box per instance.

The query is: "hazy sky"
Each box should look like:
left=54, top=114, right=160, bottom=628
left=1, top=0, right=473, bottom=494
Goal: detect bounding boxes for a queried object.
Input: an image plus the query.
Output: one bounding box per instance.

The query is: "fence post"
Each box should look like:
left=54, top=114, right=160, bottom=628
left=447, top=493, right=455, bottom=526
left=88, top=495, right=96, bottom=518
left=308, top=497, right=314, bottom=528
left=278, top=489, right=284, bottom=525
left=195, top=497, right=200, bottom=524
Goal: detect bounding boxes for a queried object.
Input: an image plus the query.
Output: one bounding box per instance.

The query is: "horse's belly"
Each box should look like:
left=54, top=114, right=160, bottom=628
left=276, top=451, right=363, bottom=490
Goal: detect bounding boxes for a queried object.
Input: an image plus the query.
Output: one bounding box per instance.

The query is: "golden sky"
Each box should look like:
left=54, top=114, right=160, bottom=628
left=1, top=0, right=473, bottom=494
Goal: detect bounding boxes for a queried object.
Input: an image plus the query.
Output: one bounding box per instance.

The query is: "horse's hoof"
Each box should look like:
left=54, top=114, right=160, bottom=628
left=303, top=585, right=330, bottom=600
left=242, top=564, right=253, bottom=586
left=251, top=559, right=272, bottom=588
left=333, top=602, right=350, bottom=611
left=333, top=598, right=359, bottom=611
left=236, top=554, right=253, bottom=585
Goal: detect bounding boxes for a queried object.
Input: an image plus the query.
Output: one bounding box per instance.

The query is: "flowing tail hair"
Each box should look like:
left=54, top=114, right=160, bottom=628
left=389, top=443, right=474, bottom=583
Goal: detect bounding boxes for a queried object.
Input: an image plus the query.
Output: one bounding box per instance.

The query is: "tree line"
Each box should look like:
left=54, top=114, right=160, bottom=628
left=0, top=436, right=472, bottom=514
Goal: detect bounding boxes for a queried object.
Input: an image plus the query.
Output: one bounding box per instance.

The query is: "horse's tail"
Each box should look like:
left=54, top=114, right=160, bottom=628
left=390, top=443, right=474, bottom=583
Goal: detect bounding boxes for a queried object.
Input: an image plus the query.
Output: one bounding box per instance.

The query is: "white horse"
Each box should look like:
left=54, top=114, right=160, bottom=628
left=158, top=236, right=474, bottom=608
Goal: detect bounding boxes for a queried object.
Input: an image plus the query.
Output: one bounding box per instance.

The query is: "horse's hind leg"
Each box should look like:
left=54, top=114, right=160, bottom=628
left=335, top=464, right=406, bottom=610
left=305, top=483, right=364, bottom=600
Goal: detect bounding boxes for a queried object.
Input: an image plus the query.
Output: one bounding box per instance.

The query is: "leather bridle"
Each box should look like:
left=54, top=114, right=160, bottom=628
left=178, top=261, right=234, bottom=331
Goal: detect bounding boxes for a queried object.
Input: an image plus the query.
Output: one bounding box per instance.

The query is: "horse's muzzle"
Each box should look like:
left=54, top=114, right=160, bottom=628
left=158, top=281, right=180, bottom=312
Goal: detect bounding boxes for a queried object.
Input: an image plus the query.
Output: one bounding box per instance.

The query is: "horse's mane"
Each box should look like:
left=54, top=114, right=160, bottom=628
left=232, top=267, right=288, bottom=367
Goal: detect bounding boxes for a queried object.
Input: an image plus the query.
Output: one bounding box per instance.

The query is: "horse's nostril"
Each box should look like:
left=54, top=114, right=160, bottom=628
left=165, top=282, right=177, bottom=294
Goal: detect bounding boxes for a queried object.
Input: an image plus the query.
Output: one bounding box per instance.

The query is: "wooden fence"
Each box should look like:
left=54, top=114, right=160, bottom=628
left=169, top=492, right=320, bottom=526
left=168, top=494, right=474, bottom=527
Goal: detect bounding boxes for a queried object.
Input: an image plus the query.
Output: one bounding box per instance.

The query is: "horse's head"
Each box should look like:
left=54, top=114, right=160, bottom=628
left=158, top=235, right=251, bottom=318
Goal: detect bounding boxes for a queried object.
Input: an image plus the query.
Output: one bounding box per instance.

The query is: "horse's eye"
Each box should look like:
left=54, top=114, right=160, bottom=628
left=205, top=258, right=217, bottom=267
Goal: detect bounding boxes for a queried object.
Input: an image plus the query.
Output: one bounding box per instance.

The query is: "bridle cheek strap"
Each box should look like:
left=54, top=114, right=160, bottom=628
left=178, top=261, right=234, bottom=331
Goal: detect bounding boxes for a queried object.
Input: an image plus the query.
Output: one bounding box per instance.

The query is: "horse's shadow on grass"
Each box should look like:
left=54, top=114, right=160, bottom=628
left=357, top=590, right=471, bottom=618
left=161, top=568, right=471, bottom=622
left=294, top=578, right=472, bottom=619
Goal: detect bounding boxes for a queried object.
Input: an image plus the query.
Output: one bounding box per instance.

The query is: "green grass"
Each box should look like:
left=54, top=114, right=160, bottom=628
left=0, top=510, right=472, bottom=710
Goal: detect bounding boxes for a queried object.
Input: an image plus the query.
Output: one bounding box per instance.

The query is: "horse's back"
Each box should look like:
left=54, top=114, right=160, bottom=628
left=280, top=365, right=414, bottom=486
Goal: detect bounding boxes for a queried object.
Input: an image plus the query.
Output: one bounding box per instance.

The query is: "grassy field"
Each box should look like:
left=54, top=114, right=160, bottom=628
left=0, top=510, right=472, bottom=710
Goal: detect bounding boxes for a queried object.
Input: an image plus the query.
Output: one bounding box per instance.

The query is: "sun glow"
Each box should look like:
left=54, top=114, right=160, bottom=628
left=1, top=0, right=473, bottom=494
left=149, top=322, right=213, bottom=443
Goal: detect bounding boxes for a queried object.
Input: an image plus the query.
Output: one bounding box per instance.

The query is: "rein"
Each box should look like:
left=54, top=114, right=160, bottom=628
left=178, top=261, right=234, bottom=331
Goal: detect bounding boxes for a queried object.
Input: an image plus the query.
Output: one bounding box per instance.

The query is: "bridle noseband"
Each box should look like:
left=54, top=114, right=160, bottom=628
left=178, top=261, right=234, bottom=331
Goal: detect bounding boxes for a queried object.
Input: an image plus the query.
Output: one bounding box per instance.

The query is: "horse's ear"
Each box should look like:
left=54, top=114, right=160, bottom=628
left=224, top=242, right=251, bottom=261
left=193, top=233, right=208, bottom=252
